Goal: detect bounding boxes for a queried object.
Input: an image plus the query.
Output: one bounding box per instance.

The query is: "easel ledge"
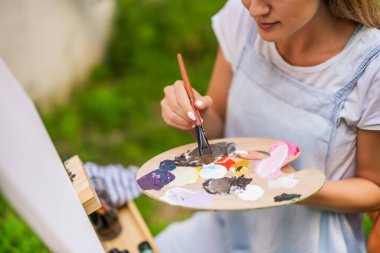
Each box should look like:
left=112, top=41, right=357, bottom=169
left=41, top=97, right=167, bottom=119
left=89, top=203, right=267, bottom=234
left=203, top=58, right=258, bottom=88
left=64, top=155, right=160, bottom=253
left=102, top=201, right=160, bottom=253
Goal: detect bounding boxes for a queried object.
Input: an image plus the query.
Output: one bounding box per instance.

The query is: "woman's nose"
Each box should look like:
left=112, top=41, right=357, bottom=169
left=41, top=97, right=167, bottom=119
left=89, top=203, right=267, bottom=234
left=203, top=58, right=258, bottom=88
left=245, top=0, right=270, bottom=18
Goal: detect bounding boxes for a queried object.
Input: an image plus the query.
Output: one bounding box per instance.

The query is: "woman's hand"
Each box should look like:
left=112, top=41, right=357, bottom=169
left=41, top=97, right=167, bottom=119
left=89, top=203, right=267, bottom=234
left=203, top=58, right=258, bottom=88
left=160, top=48, right=233, bottom=138
left=160, top=80, right=212, bottom=131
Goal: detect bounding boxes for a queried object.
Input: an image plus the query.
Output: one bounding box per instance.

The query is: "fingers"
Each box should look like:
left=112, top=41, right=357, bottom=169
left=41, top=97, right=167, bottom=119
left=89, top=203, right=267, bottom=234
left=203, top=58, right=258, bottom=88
left=173, top=81, right=197, bottom=121
left=161, top=80, right=210, bottom=131
left=163, top=81, right=195, bottom=122
left=161, top=98, right=194, bottom=130
left=193, top=90, right=213, bottom=110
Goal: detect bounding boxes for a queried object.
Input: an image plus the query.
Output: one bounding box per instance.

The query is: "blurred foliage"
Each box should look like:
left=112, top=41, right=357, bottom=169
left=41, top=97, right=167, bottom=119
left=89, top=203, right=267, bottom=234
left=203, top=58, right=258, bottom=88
left=0, top=0, right=376, bottom=251
left=0, top=0, right=224, bottom=251
left=0, top=195, right=50, bottom=253
left=363, top=214, right=374, bottom=239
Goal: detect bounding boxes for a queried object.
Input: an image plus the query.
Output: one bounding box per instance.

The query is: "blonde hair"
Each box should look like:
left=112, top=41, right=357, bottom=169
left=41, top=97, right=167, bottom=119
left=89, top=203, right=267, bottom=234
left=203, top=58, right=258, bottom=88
left=326, top=0, right=380, bottom=28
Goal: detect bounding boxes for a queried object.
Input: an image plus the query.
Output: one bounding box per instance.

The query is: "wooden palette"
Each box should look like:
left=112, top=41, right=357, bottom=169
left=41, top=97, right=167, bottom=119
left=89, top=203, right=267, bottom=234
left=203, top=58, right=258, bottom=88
left=137, top=138, right=325, bottom=211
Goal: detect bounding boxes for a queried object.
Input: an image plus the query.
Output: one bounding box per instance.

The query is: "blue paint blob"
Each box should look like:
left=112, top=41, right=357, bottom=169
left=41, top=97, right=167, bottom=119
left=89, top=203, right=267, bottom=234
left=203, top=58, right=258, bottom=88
left=159, top=160, right=176, bottom=171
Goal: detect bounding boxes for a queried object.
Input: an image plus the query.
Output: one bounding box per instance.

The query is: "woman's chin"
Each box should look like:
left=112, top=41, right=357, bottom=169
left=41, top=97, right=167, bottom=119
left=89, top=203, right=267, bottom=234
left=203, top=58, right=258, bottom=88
left=257, top=31, right=280, bottom=42
left=256, top=22, right=285, bottom=42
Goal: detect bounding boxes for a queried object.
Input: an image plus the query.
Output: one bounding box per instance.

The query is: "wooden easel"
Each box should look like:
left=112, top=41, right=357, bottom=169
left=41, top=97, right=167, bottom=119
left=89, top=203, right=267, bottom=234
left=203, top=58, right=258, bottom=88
left=64, top=156, right=159, bottom=253
left=101, top=202, right=159, bottom=253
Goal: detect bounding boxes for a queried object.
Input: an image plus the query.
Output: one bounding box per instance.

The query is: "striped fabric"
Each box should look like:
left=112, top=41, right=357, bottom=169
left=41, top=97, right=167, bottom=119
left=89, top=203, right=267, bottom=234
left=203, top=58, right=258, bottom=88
left=84, top=162, right=143, bottom=207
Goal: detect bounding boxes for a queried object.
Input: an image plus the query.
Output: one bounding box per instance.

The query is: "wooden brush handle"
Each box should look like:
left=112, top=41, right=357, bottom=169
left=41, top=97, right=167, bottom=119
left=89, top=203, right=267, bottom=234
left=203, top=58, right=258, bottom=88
left=177, top=53, right=202, bottom=125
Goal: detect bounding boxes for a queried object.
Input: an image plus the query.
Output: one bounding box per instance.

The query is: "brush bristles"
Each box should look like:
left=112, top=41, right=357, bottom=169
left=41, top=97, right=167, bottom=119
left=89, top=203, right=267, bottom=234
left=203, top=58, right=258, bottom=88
left=195, top=125, right=213, bottom=164
left=200, top=154, right=214, bottom=165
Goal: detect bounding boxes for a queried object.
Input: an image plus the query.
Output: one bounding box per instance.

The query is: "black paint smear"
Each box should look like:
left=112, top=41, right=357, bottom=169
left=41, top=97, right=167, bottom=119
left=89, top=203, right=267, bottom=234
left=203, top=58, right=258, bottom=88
left=229, top=176, right=252, bottom=190
left=174, top=142, right=237, bottom=167
left=274, top=193, right=301, bottom=202
left=203, top=178, right=231, bottom=195
left=202, top=175, right=253, bottom=195
left=174, top=152, right=199, bottom=167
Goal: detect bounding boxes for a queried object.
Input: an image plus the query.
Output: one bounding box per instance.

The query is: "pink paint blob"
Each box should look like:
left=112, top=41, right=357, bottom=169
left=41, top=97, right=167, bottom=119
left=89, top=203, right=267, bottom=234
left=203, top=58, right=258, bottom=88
left=255, top=142, right=289, bottom=180
left=270, top=141, right=300, bottom=159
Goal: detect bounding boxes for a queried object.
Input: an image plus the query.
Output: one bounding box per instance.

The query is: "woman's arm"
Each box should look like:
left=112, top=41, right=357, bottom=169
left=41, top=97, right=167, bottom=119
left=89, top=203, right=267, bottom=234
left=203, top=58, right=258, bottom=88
left=301, top=129, right=380, bottom=212
left=201, top=48, right=233, bottom=138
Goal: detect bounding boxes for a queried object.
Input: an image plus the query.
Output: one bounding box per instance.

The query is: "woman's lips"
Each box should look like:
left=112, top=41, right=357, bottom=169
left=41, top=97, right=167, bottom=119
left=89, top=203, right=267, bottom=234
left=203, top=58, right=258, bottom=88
left=257, top=21, right=279, bottom=31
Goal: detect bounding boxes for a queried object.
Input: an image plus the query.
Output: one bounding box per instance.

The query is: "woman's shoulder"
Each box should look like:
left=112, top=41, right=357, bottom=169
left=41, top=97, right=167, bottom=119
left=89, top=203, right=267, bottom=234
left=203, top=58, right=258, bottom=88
left=354, top=27, right=380, bottom=75
left=344, top=27, right=380, bottom=130
left=212, top=0, right=256, bottom=70
left=350, top=27, right=380, bottom=59
left=340, top=27, right=380, bottom=83
left=361, top=27, right=380, bottom=41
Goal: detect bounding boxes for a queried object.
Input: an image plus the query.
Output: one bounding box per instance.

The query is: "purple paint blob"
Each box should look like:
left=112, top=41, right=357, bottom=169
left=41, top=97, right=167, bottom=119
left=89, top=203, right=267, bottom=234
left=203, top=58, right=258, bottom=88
left=137, top=169, right=175, bottom=190
left=159, top=159, right=176, bottom=171
left=160, top=187, right=212, bottom=207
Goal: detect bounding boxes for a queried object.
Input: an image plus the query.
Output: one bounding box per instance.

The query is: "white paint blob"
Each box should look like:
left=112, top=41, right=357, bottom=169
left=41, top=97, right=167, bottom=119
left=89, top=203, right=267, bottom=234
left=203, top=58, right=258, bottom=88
left=268, top=173, right=298, bottom=189
left=169, top=166, right=198, bottom=187
left=237, top=185, right=264, bottom=201
left=234, top=150, right=249, bottom=155
left=200, top=163, right=227, bottom=179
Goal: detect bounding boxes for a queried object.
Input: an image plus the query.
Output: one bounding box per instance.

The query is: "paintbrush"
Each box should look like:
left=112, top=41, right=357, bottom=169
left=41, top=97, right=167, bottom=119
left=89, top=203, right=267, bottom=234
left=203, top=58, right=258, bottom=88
left=177, top=53, right=213, bottom=164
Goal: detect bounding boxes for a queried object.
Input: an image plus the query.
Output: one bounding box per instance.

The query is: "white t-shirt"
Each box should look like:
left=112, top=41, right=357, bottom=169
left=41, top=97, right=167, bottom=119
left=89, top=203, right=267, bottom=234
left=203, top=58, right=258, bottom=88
left=212, top=0, right=380, bottom=131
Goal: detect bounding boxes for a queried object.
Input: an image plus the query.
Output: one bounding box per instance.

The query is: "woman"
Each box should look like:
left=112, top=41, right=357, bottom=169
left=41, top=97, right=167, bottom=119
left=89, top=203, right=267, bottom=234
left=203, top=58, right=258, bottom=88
left=158, top=0, right=380, bottom=252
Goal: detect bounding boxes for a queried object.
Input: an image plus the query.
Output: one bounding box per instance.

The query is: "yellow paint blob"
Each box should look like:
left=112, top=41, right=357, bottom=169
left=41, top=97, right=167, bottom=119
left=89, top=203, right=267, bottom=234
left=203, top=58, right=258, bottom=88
left=232, top=160, right=249, bottom=169
left=235, top=166, right=249, bottom=176
left=195, top=166, right=202, bottom=179
left=170, top=167, right=198, bottom=187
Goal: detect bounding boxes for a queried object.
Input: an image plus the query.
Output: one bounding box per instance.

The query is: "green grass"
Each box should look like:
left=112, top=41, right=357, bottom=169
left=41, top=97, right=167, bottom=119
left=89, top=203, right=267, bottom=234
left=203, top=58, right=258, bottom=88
left=0, top=195, right=50, bottom=253
left=0, top=0, right=225, bottom=251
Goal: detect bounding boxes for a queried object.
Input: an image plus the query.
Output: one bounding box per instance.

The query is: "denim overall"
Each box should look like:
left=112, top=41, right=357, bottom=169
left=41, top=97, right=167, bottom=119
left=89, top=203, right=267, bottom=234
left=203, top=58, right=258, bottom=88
left=220, top=27, right=380, bottom=253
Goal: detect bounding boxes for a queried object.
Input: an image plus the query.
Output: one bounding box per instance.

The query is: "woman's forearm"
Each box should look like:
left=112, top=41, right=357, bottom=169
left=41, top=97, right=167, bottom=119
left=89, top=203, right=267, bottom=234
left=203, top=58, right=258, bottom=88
left=202, top=108, right=224, bottom=139
left=300, top=177, right=380, bottom=213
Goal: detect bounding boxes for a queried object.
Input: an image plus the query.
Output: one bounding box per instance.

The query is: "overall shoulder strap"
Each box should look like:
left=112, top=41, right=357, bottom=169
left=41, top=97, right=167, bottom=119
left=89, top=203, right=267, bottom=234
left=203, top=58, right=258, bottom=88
left=335, top=45, right=380, bottom=105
